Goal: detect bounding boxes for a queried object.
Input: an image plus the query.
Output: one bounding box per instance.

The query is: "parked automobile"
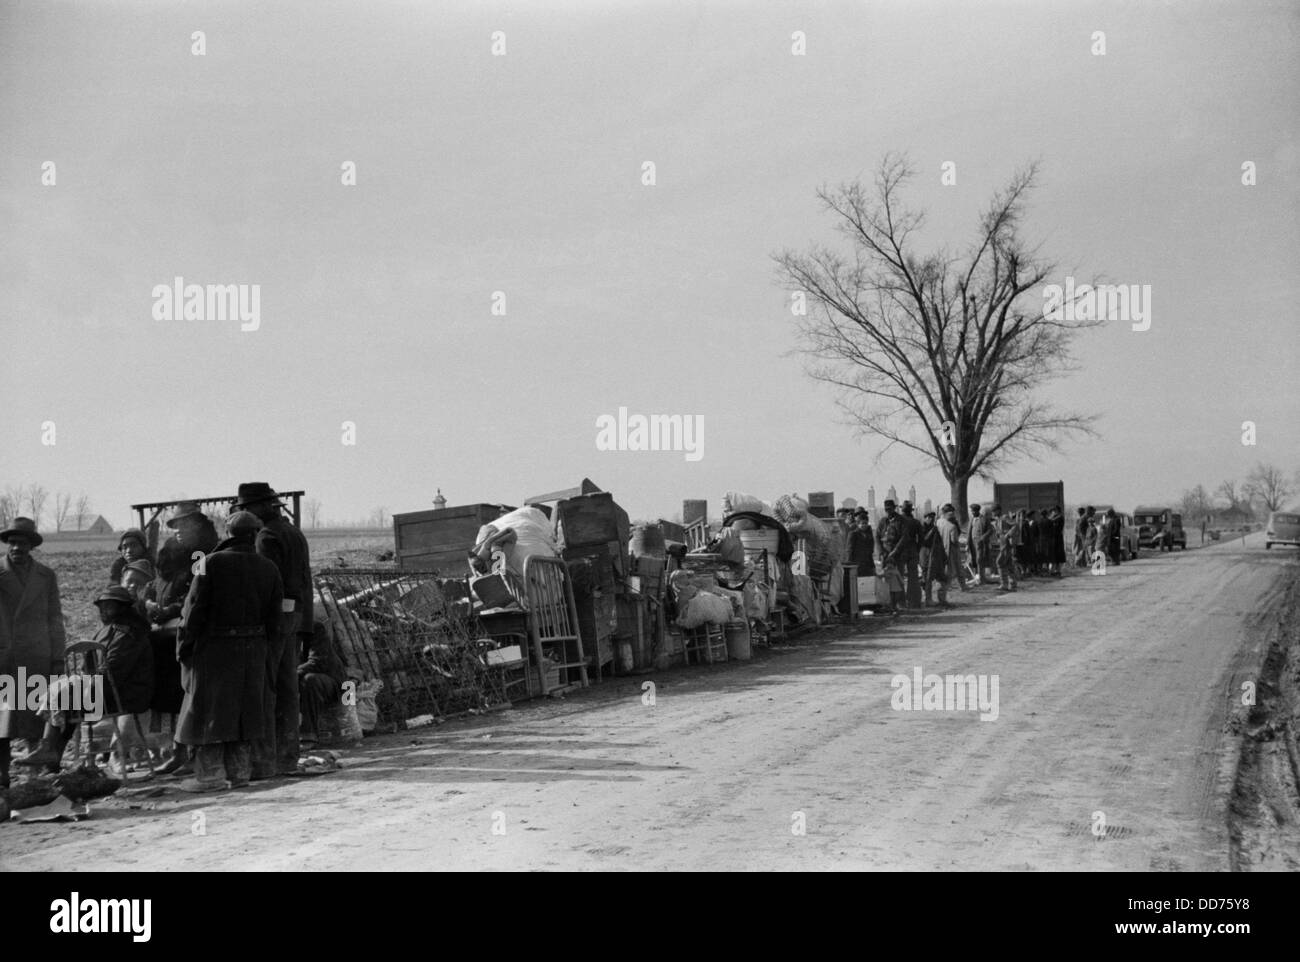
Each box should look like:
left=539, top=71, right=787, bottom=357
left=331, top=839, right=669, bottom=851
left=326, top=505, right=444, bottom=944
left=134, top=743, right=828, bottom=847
left=1265, top=511, right=1300, bottom=549
left=1134, top=506, right=1186, bottom=550
left=1093, top=506, right=1139, bottom=559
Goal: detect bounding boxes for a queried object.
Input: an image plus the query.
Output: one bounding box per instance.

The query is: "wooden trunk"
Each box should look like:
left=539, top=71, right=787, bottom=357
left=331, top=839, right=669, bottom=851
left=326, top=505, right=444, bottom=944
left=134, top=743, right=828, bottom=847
left=555, top=492, right=628, bottom=549
left=393, top=503, right=513, bottom=572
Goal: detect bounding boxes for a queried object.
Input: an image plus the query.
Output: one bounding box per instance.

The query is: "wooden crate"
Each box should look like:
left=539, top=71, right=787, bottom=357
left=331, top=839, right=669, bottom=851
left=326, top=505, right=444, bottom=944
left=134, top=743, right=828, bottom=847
left=615, top=594, right=651, bottom=670
left=562, top=541, right=622, bottom=590
left=628, top=555, right=667, bottom=600
left=555, top=492, right=628, bottom=549
left=807, top=491, right=835, bottom=519
left=574, top=591, right=615, bottom=673
left=393, top=503, right=513, bottom=571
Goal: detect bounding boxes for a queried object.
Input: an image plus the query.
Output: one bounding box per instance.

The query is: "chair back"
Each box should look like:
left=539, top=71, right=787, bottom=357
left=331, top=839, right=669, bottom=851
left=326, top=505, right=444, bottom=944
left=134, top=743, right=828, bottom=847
left=521, top=555, right=579, bottom=647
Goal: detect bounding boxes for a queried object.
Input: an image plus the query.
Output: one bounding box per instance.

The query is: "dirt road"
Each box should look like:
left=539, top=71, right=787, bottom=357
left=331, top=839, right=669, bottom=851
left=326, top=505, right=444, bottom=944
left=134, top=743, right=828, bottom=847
left=4, top=537, right=1297, bottom=871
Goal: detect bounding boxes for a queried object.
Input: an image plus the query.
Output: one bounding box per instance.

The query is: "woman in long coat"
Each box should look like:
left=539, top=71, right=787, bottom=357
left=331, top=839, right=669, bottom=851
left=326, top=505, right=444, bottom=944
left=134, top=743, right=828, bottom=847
left=0, top=518, right=67, bottom=788
left=1050, top=508, right=1068, bottom=575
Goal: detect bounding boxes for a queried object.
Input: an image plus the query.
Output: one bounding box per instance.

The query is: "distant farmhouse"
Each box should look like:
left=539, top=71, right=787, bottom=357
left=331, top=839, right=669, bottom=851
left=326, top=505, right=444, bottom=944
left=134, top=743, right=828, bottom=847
left=61, top=514, right=114, bottom=534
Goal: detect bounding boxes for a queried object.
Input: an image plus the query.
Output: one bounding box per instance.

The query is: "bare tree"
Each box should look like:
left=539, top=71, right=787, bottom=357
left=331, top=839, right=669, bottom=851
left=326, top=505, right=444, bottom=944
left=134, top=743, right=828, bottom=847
left=0, top=488, right=16, bottom=528
left=1242, top=462, right=1293, bottom=514
left=74, top=494, right=92, bottom=531
left=776, top=155, right=1100, bottom=521
left=1215, top=479, right=1245, bottom=513
left=1178, top=484, right=1212, bottom=521
left=305, top=497, right=323, bottom=529
left=54, top=491, right=74, bottom=531
left=370, top=506, right=388, bottom=529
left=25, top=483, right=49, bottom=528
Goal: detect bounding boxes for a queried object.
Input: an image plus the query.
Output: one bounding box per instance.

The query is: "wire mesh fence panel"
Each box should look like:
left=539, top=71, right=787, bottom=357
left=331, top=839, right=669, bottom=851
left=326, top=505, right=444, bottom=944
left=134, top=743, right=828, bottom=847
left=314, top=568, right=508, bottom=727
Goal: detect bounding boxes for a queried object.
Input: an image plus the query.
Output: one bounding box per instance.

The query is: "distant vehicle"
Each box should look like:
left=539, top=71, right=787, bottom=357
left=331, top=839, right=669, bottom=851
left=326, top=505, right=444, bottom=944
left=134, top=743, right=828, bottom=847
left=1093, top=506, right=1139, bottom=559
left=1265, top=511, right=1300, bottom=549
left=1134, top=506, right=1185, bottom=550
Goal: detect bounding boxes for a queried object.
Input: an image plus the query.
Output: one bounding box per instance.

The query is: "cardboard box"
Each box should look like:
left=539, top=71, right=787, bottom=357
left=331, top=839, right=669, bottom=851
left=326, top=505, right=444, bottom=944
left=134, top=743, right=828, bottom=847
left=486, top=645, right=523, bottom=666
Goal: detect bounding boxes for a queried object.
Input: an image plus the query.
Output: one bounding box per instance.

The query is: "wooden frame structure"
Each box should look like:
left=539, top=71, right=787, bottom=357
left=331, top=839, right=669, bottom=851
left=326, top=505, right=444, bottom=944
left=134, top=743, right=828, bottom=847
left=521, top=555, right=588, bottom=695
left=130, top=492, right=305, bottom=555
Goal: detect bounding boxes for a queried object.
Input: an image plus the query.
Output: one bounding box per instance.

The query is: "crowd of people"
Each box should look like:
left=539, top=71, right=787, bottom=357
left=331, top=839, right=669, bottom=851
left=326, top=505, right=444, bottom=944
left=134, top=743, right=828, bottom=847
left=844, top=499, right=1127, bottom=616
left=0, top=483, right=348, bottom=794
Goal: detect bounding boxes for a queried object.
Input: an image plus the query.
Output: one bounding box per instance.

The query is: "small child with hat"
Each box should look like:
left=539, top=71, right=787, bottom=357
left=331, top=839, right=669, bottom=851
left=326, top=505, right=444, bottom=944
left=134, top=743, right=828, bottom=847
left=13, top=586, right=156, bottom=776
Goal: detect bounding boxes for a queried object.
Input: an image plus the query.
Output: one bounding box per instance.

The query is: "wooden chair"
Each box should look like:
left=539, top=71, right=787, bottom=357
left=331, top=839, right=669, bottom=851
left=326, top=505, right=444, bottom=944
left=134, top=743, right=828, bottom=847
left=681, top=624, right=727, bottom=665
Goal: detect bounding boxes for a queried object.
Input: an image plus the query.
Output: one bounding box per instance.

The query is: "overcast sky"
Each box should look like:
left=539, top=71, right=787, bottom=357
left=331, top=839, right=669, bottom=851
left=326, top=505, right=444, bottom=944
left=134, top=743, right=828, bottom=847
left=2, top=0, right=1297, bottom=528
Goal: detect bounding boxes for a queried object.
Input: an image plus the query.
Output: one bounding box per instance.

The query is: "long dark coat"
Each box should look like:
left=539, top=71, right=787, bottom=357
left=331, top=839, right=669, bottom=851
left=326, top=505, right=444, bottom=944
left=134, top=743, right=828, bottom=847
left=846, top=527, right=875, bottom=576
left=146, top=540, right=194, bottom=713
left=176, top=538, right=283, bottom=746
left=919, top=524, right=947, bottom=581
left=255, top=517, right=313, bottom=640
left=0, top=556, right=67, bottom=739
left=1035, top=515, right=1051, bottom=557
left=1051, top=516, right=1068, bottom=564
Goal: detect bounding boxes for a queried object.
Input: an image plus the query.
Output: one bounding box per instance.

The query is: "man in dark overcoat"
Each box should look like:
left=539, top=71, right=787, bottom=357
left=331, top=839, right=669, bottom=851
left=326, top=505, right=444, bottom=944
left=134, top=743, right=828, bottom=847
left=235, top=482, right=313, bottom=778
left=175, top=511, right=283, bottom=792
left=0, top=517, right=66, bottom=790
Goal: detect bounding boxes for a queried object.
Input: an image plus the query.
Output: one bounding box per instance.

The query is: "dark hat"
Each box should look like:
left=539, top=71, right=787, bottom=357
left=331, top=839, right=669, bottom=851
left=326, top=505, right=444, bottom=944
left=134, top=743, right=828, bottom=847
left=234, top=482, right=285, bottom=508
left=883, top=499, right=896, bottom=509
left=852, top=508, right=870, bottom=519
left=124, top=560, right=154, bottom=579
left=941, top=503, right=955, bottom=513
left=1, top=516, right=43, bottom=547
left=226, top=510, right=263, bottom=535
left=94, top=585, right=135, bottom=607
left=923, top=511, right=936, bottom=520
left=970, top=503, right=981, bottom=512
left=118, top=528, right=147, bottom=550
left=166, top=501, right=207, bottom=528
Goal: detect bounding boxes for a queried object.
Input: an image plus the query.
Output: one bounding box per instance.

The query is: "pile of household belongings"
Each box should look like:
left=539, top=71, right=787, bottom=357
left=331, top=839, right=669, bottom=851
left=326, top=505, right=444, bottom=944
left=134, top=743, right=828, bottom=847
left=467, top=506, right=560, bottom=612
left=710, top=490, right=847, bottom=627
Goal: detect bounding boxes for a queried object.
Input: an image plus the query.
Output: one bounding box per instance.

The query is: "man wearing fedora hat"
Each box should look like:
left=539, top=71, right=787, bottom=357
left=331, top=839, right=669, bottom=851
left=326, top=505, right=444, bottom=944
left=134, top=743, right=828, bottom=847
left=235, top=482, right=313, bottom=778
left=0, top=517, right=67, bottom=789
left=175, top=510, right=284, bottom=792
left=167, top=501, right=220, bottom=556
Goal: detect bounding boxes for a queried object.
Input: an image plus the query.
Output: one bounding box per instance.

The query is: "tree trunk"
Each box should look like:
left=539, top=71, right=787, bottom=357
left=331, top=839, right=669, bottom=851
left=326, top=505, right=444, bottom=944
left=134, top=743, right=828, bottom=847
left=949, top=476, right=970, bottom=528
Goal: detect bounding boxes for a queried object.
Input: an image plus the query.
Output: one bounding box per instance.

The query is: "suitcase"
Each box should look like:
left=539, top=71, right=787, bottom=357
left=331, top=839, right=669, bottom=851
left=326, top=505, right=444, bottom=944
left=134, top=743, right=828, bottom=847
left=874, top=575, right=891, bottom=606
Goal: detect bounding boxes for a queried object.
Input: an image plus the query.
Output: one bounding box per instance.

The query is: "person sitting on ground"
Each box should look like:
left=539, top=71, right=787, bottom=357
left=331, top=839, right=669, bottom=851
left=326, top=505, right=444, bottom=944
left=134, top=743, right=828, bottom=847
left=108, top=529, right=152, bottom=587
left=15, top=586, right=155, bottom=776
left=299, top=613, right=349, bottom=747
